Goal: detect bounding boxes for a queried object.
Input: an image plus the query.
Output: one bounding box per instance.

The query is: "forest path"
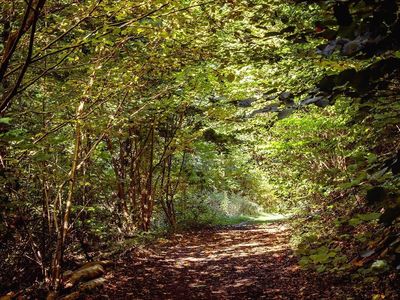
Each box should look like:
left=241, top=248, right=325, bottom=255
left=102, top=223, right=355, bottom=299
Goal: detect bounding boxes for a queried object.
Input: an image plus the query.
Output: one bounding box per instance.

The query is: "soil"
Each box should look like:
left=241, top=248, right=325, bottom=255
left=98, top=223, right=389, bottom=299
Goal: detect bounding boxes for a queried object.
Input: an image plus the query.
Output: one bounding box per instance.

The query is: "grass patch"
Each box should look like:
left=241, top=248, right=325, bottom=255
left=248, top=213, right=292, bottom=223
left=212, top=212, right=292, bottom=226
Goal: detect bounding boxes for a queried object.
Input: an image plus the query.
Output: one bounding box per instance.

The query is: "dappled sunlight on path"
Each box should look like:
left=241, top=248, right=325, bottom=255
left=102, top=224, right=355, bottom=299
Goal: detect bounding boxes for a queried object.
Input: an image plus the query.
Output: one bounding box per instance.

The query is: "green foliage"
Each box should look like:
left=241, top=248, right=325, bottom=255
left=348, top=213, right=381, bottom=227
left=175, top=191, right=263, bottom=229
left=2, top=0, right=400, bottom=294
left=298, top=244, right=348, bottom=273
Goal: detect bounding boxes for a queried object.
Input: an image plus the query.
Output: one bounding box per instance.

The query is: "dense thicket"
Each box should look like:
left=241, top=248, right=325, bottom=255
left=1, top=0, right=399, bottom=297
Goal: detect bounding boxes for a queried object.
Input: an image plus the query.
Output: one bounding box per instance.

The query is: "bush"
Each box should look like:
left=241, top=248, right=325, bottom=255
left=175, top=191, right=263, bottom=229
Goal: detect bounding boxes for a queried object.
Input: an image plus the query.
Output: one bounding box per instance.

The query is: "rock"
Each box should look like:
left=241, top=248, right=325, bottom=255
left=63, top=260, right=112, bottom=283
left=317, top=38, right=349, bottom=56
left=342, top=38, right=364, bottom=56
left=250, top=104, right=279, bottom=116
left=300, top=96, right=324, bottom=106
left=278, top=92, right=294, bottom=105
left=317, top=40, right=338, bottom=56
left=235, top=98, right=256, bottom=107
left=314, top=98, right=330, bottom=107
left=277, top=109, right=293, bottom=120
left=263, top=94, right=277, bottom=102
left=65, top=264, right=105, bottom=288
left=263, top=88, right=278, bottom=101
left=79, top=277, right=107, bottom=293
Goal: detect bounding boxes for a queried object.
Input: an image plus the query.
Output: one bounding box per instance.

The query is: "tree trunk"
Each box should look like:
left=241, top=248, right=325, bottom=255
left=50, top=99, right=84, bottom=293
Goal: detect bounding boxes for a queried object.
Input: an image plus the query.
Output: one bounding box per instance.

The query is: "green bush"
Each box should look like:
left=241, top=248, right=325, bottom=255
left=175, top=191, right=263, bottom=229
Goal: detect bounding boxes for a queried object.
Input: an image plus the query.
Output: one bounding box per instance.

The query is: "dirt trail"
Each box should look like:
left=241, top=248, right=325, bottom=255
left=102, top=224, right=360, bottom=299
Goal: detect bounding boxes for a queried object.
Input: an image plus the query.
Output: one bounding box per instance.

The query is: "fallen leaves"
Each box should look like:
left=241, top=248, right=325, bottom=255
left=99, top=224, right=384, bottom=299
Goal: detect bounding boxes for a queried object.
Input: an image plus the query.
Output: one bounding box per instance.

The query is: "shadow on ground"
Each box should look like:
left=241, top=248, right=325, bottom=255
left=100, top=223, right=367, bottom=299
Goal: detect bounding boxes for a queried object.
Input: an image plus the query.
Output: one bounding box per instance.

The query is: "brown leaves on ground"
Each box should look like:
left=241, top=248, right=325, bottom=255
left=98, top=224, right=388, bottom=299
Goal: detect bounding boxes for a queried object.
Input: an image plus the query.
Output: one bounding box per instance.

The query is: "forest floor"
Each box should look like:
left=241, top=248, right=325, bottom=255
left=98, top=222, right=377, bottom=300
